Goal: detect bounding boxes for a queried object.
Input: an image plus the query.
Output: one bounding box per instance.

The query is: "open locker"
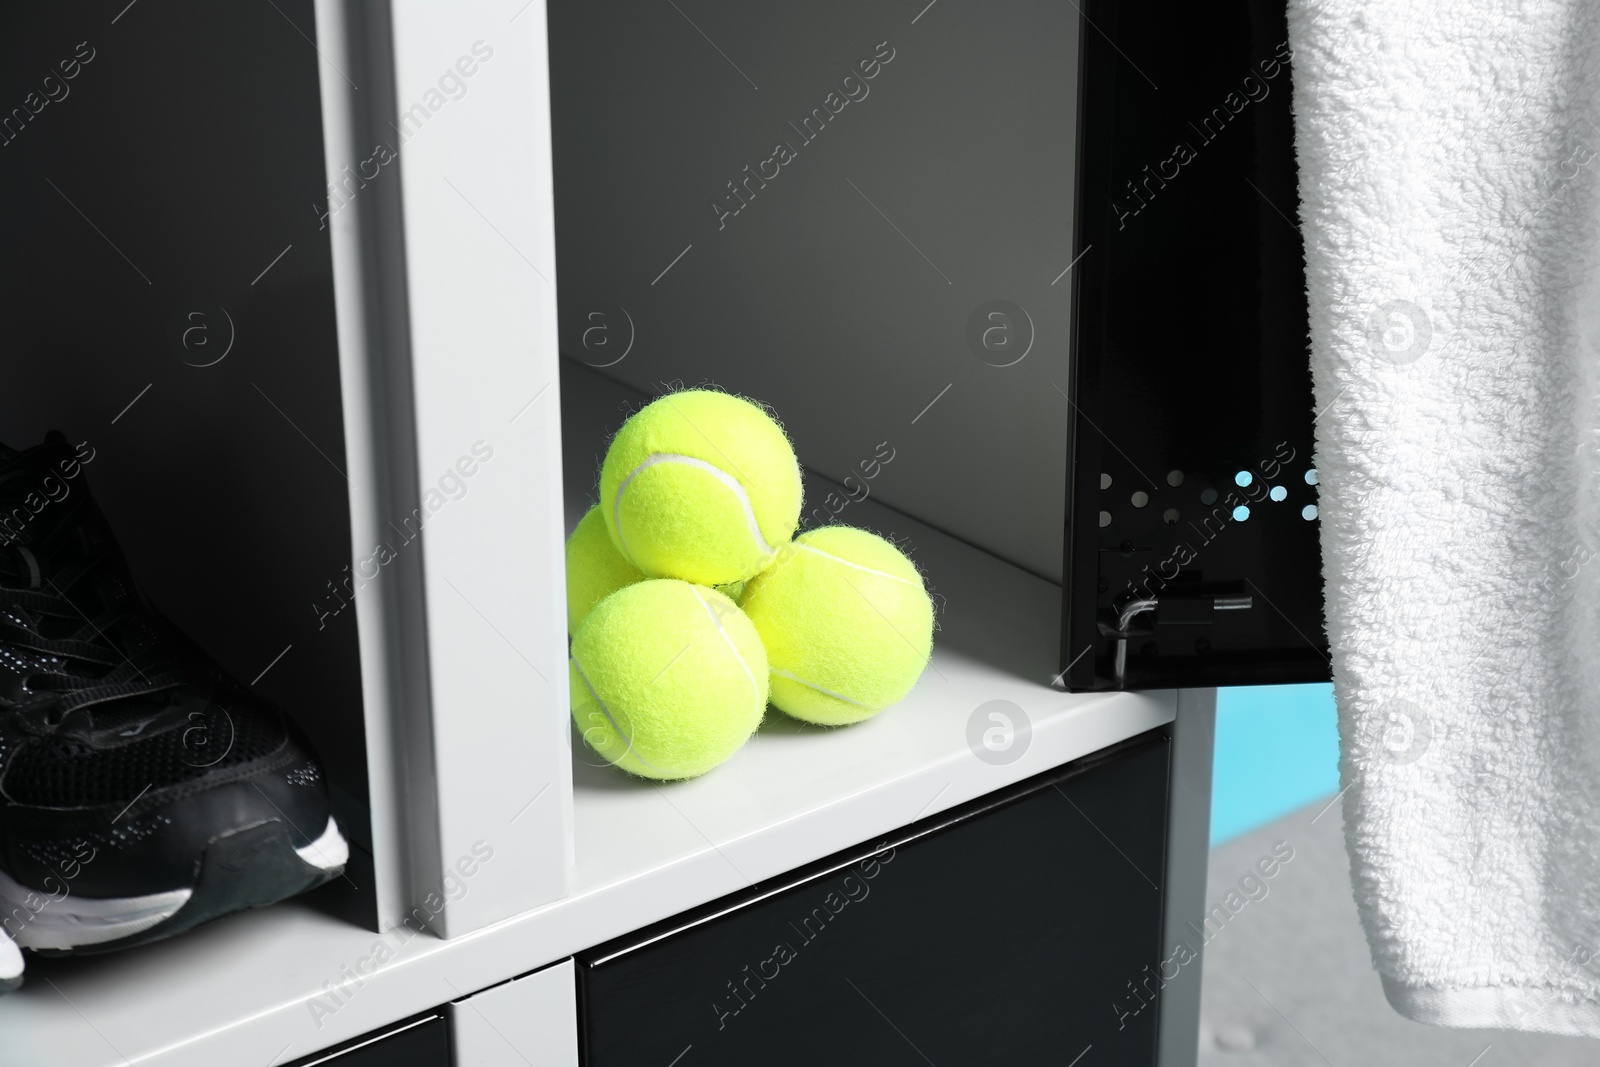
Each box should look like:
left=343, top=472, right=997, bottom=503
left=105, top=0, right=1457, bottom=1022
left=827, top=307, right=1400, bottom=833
left=547, top=0, right=1329, bottom=699
left=0, top=3, right=569, bottom=1059
left=0, top=0, right=1327, bottom=1063
left=544, top=0, right=1325, bottom=1062
left=0, top=0, right=377, bottom=929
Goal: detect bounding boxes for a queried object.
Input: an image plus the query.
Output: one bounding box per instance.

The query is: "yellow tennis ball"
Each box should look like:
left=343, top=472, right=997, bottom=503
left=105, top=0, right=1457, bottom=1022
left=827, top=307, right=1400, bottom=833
left=741, top=526, right=934, bottom=726
left=599, top=390, right=802, bottom=586
left=570, top=579, right=768, bottom=779
left=566, top=506, right=647, bottom=633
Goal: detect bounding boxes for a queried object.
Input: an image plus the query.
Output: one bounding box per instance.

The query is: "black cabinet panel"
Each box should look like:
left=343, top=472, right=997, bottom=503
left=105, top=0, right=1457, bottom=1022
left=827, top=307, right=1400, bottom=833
left=1063, top=0, right=1329, bottom=691
left=579, top=733, right=1170, bottom=1066
left=286, top=1014, right=448, bottom=1067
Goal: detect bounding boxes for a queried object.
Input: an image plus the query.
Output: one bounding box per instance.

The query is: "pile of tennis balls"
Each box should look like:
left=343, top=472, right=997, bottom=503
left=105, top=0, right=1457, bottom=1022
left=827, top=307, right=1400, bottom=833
left=566, top=389, right=935, bottom=781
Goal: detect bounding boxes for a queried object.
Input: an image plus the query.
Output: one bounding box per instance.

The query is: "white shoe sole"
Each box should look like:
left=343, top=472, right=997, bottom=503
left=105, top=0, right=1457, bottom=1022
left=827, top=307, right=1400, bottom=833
left=0, top=931, right=21, bottom=992
left=0, top=816, right=348, bottom=953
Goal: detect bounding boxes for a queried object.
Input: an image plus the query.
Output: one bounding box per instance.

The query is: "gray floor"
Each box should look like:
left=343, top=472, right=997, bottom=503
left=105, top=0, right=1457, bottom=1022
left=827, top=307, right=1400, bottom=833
left=1197, top=799, right=1599, bottom=1066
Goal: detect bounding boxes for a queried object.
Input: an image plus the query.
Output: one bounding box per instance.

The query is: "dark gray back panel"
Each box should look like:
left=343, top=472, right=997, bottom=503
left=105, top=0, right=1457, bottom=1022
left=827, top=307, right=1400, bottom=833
left=549, top=0, right=1078, bottom=582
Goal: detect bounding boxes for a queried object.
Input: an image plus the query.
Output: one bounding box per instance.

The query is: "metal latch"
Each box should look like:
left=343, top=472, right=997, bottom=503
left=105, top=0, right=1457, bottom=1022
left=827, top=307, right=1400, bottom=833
left=1099, top=594, right=1252, bottom=687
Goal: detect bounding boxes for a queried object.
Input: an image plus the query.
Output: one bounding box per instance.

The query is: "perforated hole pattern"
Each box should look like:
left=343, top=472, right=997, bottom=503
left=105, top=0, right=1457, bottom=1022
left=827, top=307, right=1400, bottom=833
left=1098, top=468, right=1319, bottom=529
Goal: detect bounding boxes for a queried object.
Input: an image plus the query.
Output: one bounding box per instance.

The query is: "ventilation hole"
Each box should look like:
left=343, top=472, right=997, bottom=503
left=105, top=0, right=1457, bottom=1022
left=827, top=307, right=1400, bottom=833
left=1194, top=637, right=1212, bottom=654
left=1099, top=510, right=1112, bottom=527
left=1305, top=469, right=1318, bottom=485
left=1200, top=488, right=1219, bottom=505
left=1130, top=491, right=1149, bottom=508
left=1269, top=485, right=1287, bottom=502
left=1302, top=504, right=1319, bottom=521
left=1162, top=508, right=1180, bottom=525
left=1100, top=473, right=1113, bottom=490
left=1235, top=470, right=1253, bottom=487
left=1167, top=469, right=1185, bottom=487
left=1233, top=505, right=1250, bottom=521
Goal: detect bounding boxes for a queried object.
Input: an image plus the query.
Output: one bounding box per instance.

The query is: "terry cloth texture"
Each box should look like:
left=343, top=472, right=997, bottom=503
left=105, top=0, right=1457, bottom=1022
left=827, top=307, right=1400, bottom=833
left=1289, top=0, right=1600, bottom=1037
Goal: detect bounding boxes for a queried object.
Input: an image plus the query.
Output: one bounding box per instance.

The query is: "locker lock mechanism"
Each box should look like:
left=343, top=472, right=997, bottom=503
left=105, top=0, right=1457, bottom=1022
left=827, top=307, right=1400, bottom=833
left=1099, top=592, right=1252, bottom=687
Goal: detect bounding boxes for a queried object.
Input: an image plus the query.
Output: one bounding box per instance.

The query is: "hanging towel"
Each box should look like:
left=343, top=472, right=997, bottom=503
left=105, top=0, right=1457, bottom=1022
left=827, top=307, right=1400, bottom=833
left=1289, top=0, right=1600, bottom=1038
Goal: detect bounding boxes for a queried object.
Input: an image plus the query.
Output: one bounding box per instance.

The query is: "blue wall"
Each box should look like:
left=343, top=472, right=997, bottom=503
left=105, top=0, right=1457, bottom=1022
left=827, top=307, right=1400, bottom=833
left=1211, top=683, right=1340, bottom=846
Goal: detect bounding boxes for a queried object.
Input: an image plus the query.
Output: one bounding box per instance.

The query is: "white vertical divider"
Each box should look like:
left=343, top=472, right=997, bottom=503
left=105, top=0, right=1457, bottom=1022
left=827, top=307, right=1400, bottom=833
left=385, top=0, right=572, bottom=935
left=313, top=0, right=414, bottom=931
left=448, top=960, right=581, bottom=1066
left=1156, top=687, right=1217, bottom=1067
left=315, top=0, right=572, bottom=938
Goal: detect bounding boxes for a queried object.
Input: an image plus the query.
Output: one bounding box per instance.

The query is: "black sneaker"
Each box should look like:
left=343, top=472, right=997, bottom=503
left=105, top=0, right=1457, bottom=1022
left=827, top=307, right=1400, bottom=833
left=0, top=433, right=347, bottom=990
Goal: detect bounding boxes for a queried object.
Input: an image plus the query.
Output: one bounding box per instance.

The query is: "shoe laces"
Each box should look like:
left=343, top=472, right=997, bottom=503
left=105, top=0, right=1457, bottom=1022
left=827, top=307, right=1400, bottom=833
left=0, top=541, right=187, bottom=730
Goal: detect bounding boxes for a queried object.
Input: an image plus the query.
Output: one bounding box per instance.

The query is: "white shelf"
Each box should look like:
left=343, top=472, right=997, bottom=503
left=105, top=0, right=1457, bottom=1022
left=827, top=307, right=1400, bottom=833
left=2, top=691, right=1173, bottom=1067
left=0, top=367, right=1173, bottom=1066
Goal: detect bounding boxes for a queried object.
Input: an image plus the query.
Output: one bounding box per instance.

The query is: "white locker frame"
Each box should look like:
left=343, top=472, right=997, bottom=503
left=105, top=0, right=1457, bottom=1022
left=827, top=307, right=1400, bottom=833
left=315, top=0, right=572, bottom=935
left=0, top=3, right=1218, bottom=1065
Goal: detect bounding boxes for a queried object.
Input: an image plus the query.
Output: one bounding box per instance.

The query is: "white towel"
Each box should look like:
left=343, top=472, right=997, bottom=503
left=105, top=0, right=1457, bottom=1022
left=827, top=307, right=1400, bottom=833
left=1289, top=0, right=1600, bottom=1037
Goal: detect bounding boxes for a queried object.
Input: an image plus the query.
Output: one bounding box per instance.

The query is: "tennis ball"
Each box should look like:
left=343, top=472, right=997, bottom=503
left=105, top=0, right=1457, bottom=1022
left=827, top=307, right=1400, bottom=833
left=741, top=526, right=934, bottom=726
left=566, top=506, right=646, bottom=633
left=600, top=390, right=802, bottom=586
left=570, top=579, right=768, bottom=780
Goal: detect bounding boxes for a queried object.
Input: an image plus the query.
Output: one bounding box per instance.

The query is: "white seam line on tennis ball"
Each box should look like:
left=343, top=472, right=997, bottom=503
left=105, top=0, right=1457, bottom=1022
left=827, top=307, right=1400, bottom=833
left=793, top=542, right=921, bottom=586
left=614, top=453, right=774, bottom=568
left=770, top=667, right=874, bottom=708
left=571, top=654, right=667, bottom=774
left=689, top=585, right=761, bottom=712
left=660, top=393, right=756, bottom=488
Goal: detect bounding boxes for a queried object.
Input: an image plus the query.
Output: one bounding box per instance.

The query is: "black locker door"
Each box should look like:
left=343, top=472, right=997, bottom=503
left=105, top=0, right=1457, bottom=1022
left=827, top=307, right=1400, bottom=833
left=577, top=732, right=1171, bottom=1067
left=285, top=1014, right=449, bottom=1067
left=1062, top=0, right=1329, bottom=691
